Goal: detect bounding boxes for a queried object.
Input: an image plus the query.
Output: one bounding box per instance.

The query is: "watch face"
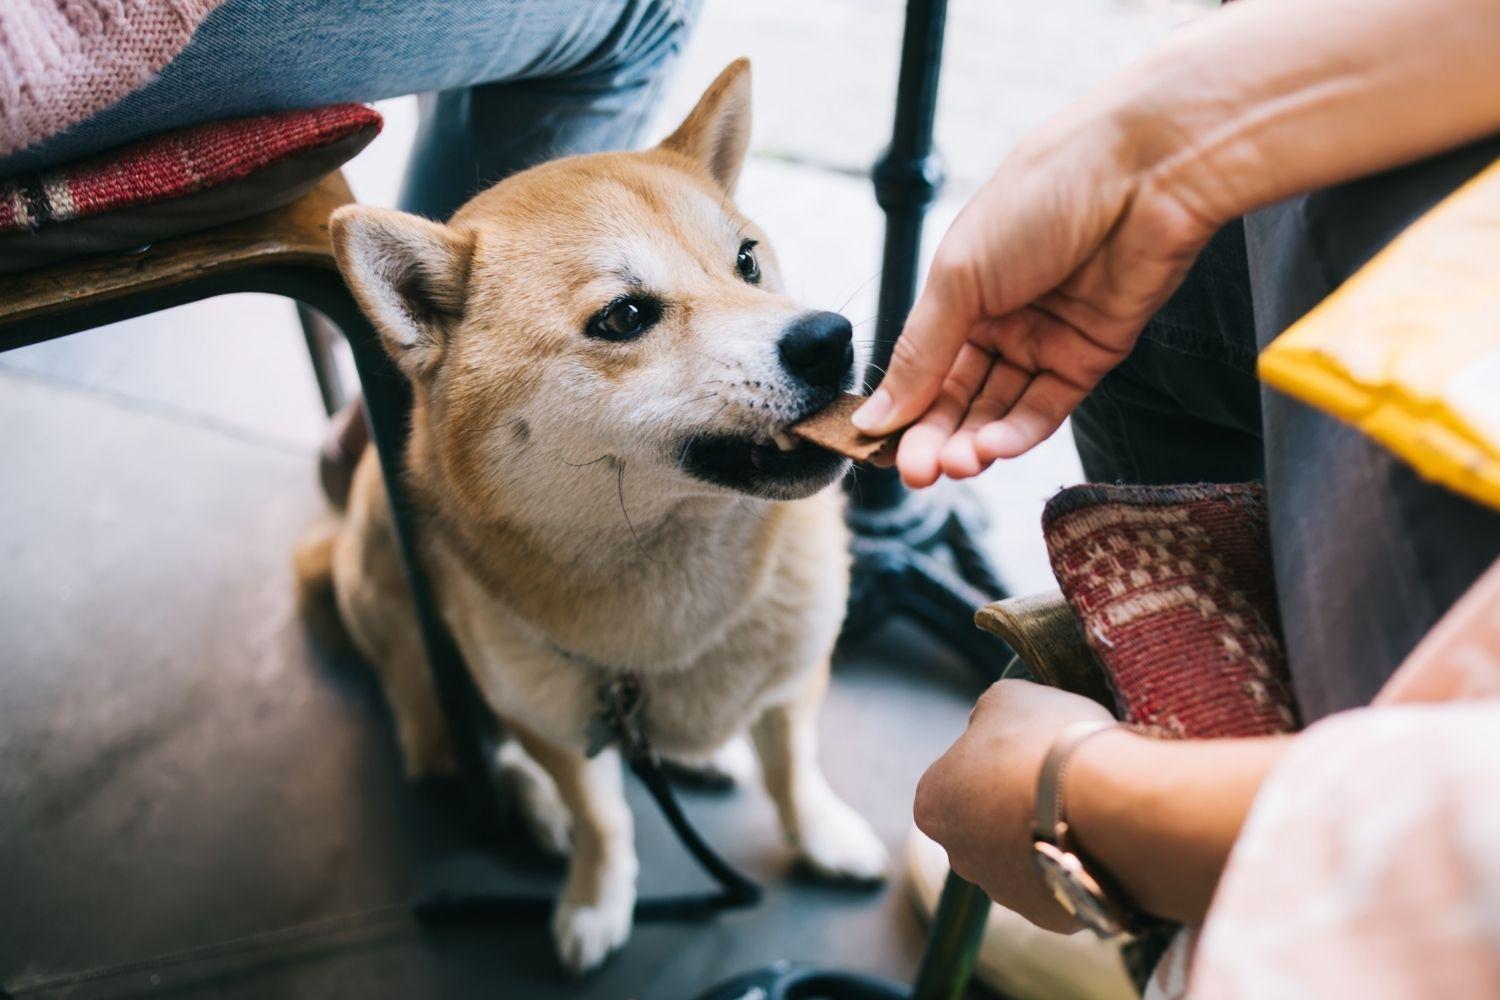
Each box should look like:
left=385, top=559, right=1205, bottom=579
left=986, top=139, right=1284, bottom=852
left=1032, top=841, right=1126, bottom=938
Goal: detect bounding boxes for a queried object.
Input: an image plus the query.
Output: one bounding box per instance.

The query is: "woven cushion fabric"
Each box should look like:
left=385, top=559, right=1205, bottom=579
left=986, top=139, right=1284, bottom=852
left=1043, top=482, right=1300, bottom=738
left=0, top=104, right=379, bottom=274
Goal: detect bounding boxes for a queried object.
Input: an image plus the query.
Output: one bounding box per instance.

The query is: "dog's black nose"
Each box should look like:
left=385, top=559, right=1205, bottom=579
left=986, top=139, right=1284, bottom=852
left=778, top=311, right=853, bottom=389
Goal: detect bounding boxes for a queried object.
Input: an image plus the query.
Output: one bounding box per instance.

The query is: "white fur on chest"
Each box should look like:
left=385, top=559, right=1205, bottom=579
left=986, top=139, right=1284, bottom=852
left=436, top=492, right=850, bottom=755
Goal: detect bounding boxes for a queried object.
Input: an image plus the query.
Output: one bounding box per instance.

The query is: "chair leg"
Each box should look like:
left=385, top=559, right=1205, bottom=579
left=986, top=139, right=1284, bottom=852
left=291, top=272, right=505, bottom=834
left=909, top=872, right=991, bottom=1000
left=297, top=302, right=346, bottom=416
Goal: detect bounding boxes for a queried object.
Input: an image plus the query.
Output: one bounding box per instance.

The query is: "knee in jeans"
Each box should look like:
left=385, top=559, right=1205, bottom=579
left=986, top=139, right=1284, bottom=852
left=568, top=0, right=699, bottom=90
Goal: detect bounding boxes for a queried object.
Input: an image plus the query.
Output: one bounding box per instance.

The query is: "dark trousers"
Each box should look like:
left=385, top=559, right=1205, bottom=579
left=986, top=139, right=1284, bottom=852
left=1071, top=137, right=1500, bottom=723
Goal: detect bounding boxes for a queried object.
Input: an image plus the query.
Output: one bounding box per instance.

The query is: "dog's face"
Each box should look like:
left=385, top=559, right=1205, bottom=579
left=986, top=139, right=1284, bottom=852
left=332, top=60, right=856, bottom=515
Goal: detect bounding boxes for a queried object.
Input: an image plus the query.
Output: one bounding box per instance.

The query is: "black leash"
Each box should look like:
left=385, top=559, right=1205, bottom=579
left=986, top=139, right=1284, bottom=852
left=608, top=674, right=764, bottom=917
left=415, top=669, right=762, bottom=923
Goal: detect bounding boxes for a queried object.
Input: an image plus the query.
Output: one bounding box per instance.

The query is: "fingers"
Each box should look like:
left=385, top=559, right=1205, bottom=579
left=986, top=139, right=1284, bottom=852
left=887, top=309, right=1098, bottom=483
left=852, top=251, right=977, bottom=437
left=893, top=343, right=992, bottom=489
left=973, top=372, right=1086, bottom=460
left=936, top=358, right=1031, bottom=480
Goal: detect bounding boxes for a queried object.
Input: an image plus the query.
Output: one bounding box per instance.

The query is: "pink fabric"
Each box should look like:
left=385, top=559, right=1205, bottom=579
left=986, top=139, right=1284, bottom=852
left=1043, top=483, right=1299, bottom=739
left=1184, top=702, right=1500, bottom=1000
left=0, top=104, right=380, bottom=232
left=1145, top=558, right=1500, bottom=1000
left=0, top=0, right=224, bottom=158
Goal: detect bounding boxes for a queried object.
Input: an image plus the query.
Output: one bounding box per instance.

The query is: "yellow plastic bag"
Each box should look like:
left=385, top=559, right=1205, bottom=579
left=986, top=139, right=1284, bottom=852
left=1259, top=158, right=1500, bottom=513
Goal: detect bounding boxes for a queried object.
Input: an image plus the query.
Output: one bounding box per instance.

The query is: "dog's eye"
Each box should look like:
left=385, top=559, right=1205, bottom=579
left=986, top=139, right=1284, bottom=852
left=736, top=240, right=761, bottom=284
left=587, top=296, right=659, bottom=341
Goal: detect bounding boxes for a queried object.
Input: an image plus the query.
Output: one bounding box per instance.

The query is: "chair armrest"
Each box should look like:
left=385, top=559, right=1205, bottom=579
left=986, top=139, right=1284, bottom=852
left=974, top=592, right=1117, bottom=712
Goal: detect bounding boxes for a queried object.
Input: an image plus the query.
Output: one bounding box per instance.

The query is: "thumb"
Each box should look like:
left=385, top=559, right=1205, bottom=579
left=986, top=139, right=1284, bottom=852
left=852, top=267, right=973, bottom=436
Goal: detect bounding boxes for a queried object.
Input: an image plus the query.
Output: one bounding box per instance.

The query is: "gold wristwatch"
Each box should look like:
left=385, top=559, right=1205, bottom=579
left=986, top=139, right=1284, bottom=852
left=1031, top=720, right=1158, bottom=938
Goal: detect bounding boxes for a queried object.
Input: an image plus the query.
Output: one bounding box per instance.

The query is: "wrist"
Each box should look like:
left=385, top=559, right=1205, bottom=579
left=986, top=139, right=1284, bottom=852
left=1062, top=726, right=1155, bottom=860
left=1099, top=2, right=1314, bottom=232
left=1031, top=722, right=1166, bottom=937
left=1062, top=727, right=1175, bottom=917
left=1065, top=730, right=1293, bottom=925
left=1032, top=720, right=1118, bottom=844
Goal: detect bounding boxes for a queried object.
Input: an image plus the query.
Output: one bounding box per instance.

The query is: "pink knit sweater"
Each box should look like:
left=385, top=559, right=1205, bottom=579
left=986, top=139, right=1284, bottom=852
left=0, top=0, right=224, bottom=158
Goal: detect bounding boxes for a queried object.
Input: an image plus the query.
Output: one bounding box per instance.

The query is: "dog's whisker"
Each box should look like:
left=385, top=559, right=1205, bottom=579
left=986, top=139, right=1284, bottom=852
left=562, top=453, right=614, bottom=469
left=678, top=400, right=731, bottom=464
left=846, top=463, right=865, bottom=503
left=697, top=351, right=739, bottom=371
left=677, top=391, right=720, bottom=408
left=552, top=391, right=723, bottom=473
left=616, top=460, right=663, bottom=565
left=736, top=496, right=768, bottom=522
left=832, top=268, right=885, bottom=315
left=659, top=392, right=721, bottom=431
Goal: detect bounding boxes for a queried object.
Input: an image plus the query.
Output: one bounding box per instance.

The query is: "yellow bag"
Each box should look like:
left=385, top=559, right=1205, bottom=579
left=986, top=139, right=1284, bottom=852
left=1259, top=158, right=1500, bottom=513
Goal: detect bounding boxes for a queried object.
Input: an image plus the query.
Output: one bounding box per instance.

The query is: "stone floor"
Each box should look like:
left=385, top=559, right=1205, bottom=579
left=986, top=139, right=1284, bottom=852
left=0, top=2, right=1199, bottom=997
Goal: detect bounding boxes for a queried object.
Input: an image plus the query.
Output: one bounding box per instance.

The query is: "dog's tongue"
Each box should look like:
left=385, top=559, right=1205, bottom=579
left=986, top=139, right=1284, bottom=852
left=789, top=393, right=898, bottom=463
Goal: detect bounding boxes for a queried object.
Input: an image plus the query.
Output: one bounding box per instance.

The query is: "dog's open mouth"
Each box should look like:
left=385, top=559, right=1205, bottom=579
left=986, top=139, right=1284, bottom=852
left=679, top=425, right=849, bottom=500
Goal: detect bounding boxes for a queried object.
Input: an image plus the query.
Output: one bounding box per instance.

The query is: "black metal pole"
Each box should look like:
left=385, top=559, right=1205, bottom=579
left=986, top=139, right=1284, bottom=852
left=317, top=281, right=506, bottom=836
left=860, top=0, right=948, bottom=510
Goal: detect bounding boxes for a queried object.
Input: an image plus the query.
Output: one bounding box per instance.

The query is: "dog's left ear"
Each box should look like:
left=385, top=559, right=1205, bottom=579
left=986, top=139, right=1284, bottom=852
left=661, top=58, right=752, bottom=193
left=330, top=205, right=474, bottom=380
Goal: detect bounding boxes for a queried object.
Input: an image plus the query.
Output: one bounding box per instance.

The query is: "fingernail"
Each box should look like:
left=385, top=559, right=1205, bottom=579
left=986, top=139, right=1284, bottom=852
left=852, top=388, right=891, bottom=432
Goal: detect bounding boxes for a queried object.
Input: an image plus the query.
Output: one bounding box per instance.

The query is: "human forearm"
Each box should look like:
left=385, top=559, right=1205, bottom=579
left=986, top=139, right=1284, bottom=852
left=1067, top=729, right=1291, bottom=924
left=1115, top=0, right=1500, bottom=228
left=861, top=0, right=1500, bottom=476
left=914, top=681, right=1291, bottom=933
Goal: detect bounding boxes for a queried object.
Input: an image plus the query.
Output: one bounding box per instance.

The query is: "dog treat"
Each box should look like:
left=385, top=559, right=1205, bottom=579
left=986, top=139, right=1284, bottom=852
left=791, top=393, right=898, bottom=463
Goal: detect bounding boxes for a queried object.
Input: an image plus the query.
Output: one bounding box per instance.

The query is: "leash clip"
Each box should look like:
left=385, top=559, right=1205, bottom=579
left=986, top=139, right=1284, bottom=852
left=585, top=671, right=651, bottom=762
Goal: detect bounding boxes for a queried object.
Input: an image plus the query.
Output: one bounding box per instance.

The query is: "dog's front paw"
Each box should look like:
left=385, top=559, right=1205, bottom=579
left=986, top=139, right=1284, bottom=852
left=497, top=738, right=571, bottom=856
left=796, top=796, right=889, bottom=883
left=552, top=887, right=635, bottom=975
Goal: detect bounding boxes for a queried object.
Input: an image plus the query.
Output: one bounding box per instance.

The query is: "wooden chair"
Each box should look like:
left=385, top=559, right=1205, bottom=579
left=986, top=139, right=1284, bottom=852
left=0, top=172, right=503, bottom=822
left=899, top=594, right=1160, bottom=1000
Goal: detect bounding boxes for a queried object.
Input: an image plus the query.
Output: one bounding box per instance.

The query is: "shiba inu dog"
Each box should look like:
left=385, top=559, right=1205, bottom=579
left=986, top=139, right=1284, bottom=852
left=296, top=60, right=887, bottom=973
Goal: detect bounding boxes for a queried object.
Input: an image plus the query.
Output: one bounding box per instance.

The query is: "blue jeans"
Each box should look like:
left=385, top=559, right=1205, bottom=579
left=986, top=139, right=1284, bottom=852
left=1, top=0, right=698, bottom=220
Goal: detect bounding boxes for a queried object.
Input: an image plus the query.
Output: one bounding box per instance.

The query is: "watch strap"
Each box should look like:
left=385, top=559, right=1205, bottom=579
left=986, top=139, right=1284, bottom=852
left=1033, top=720, right=1116, bottom=843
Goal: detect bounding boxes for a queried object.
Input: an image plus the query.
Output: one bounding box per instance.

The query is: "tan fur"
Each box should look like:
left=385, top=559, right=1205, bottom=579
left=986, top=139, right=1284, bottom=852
left=305, top=61, right=884, bottom=974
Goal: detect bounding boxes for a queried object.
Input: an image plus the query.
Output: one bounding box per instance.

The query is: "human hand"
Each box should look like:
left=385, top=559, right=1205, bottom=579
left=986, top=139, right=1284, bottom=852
left=853, top=95, right=1221, bottom=488
left=914, top=679, right=1116, bottom=933
left=853, top=0, right=1500, bottom=489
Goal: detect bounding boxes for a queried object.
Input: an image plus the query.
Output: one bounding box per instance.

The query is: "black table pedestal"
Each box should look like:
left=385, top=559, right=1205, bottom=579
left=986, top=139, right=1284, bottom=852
left=844, top=478, right=1010, bottom=672
left=842, top=0, right=1010, bottom=674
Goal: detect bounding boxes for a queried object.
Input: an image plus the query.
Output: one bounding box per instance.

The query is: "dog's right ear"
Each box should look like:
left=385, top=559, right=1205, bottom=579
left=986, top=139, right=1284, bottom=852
left=330, top=205, right=474, bottom=379
left=661, top=58, right=752, bottom=193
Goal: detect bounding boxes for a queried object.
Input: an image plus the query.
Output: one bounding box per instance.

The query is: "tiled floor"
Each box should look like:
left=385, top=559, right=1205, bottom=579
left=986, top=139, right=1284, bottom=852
left=1, top=2, right=1193, bottom=997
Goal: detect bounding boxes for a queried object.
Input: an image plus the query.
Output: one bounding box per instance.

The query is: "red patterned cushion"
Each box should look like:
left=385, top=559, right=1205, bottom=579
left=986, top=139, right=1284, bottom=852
left=1043, top=483, right=1299, bottom=738
left=0, top=104, right=381, bottom=233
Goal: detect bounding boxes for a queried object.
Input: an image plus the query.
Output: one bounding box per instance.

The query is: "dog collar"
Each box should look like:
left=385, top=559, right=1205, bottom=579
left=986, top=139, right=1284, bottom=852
left=543, top=638, right=651, bottom=761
